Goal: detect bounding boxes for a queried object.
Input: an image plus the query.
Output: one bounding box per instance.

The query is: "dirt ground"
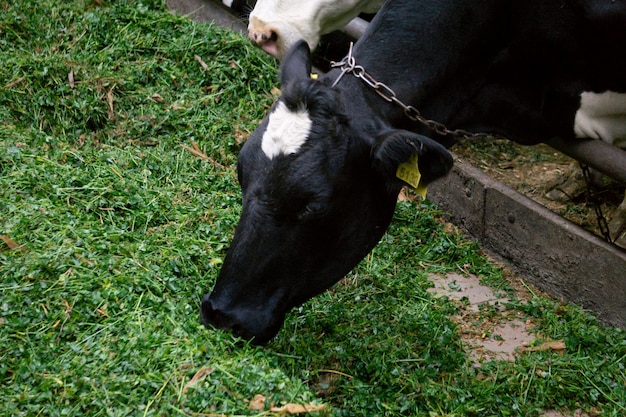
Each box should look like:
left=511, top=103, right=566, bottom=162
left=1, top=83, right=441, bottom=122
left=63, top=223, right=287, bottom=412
left=427, top=271, right=532, bottom=364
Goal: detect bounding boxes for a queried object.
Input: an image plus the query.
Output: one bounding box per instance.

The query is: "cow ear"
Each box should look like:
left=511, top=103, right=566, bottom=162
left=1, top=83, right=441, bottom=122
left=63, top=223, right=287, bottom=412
left=371, top=130, right=453, bottom=191
left=280, top=40, right=312, bottom=85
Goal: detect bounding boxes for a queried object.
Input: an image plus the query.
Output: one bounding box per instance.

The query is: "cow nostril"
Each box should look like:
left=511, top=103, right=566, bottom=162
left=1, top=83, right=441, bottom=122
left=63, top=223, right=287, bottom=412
left=200, top=296, right=216, bottom=326
left=259, top=31, right=277, bottom=43
left=203, top=305, right=230, bottom=330
left=201, top=297, right=248, bottom=337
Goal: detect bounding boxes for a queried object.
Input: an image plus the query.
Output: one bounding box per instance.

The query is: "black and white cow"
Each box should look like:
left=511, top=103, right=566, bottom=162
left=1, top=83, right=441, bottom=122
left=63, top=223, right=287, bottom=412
left=246, top=0, right=384, bottom=58
left=203, top=0, right=626, bottom=344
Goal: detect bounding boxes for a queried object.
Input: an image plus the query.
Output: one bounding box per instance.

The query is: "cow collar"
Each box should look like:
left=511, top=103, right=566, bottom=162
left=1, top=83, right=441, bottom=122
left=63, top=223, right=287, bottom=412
left=329, top=43, right=504, bottom=142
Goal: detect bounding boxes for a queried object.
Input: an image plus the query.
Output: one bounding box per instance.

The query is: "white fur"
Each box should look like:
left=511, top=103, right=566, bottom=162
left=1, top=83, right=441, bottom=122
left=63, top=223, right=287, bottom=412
left=222, top=0, right=234, bottom=8
left=248, top=0, right=384, bottom=58
left=262, top=101, right=312, bottom=159
left=575, top=91, right=626, bottom=148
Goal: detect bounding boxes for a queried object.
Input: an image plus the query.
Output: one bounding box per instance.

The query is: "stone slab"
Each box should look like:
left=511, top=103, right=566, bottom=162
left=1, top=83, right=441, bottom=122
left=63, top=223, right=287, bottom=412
left=167, top=0, right=246, bottom=34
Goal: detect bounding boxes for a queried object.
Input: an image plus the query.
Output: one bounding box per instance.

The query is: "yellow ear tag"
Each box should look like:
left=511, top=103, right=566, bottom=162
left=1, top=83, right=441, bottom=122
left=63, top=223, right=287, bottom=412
left=310, top=73, right=318, bottom=79
left=396, top=154, right=428, bottom=197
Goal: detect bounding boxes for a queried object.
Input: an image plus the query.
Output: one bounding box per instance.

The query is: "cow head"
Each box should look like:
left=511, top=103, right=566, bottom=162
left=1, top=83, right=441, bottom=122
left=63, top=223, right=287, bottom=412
left=247, top=0, right=384, bottom=58
left=201, top=41, right=453, bottom=344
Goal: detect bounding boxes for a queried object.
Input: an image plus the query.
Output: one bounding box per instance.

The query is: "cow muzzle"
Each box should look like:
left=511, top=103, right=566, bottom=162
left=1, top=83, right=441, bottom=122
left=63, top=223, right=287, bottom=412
left=200, top=293, right=284, bottom=345
left=247, top=22, right=279, bottom=57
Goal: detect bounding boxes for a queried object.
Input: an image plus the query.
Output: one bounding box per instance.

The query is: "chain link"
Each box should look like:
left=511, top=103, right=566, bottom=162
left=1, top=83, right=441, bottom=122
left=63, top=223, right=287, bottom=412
left=331, top=44, right=617, bottom=244
left=580, top=163, right=613, bottom=243
left=330, top=43, right=504, bottom=142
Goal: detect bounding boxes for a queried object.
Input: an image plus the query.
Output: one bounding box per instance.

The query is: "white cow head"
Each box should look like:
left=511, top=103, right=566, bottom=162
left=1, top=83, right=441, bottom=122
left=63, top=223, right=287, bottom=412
left=248, top=0, right=384, bottom=58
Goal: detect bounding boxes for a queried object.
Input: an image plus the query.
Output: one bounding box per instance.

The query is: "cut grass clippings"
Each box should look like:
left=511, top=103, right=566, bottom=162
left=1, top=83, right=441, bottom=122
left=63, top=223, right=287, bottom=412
left=1, top=1, right=625, bottom=416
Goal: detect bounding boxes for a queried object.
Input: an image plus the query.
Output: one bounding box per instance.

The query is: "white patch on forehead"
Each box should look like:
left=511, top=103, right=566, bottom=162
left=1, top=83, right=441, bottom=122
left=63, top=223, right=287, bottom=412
left=262, top=101, right=312, bottom=159
left=574, top=91, right=626, bottom=147
left=221, top=0, right=234, bottom=7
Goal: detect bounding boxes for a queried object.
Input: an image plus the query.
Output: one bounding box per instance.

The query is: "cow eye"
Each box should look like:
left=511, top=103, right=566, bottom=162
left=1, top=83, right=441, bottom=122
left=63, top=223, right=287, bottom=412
left=297, top=201, right=326, bottom=220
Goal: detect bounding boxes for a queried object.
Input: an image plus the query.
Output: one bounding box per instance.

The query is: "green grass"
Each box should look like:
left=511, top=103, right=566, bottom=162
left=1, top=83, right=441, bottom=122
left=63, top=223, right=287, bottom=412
left=1, top=1, right=625, bottom=416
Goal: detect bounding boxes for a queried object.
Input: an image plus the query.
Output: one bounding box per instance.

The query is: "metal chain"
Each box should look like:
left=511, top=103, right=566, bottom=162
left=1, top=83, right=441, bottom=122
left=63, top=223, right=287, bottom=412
left=330, top=43, right=505, bottom=142
left=330, top=45, right=617, bottom=244
left=580, top=163, right=613, bottom=242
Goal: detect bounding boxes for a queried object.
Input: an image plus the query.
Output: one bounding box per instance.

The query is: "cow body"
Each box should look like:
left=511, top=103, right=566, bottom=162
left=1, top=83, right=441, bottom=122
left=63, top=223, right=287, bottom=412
left=575, top=92, right=626, bottom=146
left=247, top=0, right=384, bottom=57
left=203, top=0, right=626, bottom=344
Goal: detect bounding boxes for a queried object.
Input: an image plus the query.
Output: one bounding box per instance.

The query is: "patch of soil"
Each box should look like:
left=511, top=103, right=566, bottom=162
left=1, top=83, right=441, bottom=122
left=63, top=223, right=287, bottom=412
left=427, top=272, right=534, bottom=365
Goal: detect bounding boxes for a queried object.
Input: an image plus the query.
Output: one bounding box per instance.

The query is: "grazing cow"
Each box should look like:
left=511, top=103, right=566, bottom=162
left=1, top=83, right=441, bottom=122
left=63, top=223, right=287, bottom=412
left=230, top=0, right=626, bottom=243
left=202, top=0, right=626, bottom=344
left=246, top=0, right=384, bottom=57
